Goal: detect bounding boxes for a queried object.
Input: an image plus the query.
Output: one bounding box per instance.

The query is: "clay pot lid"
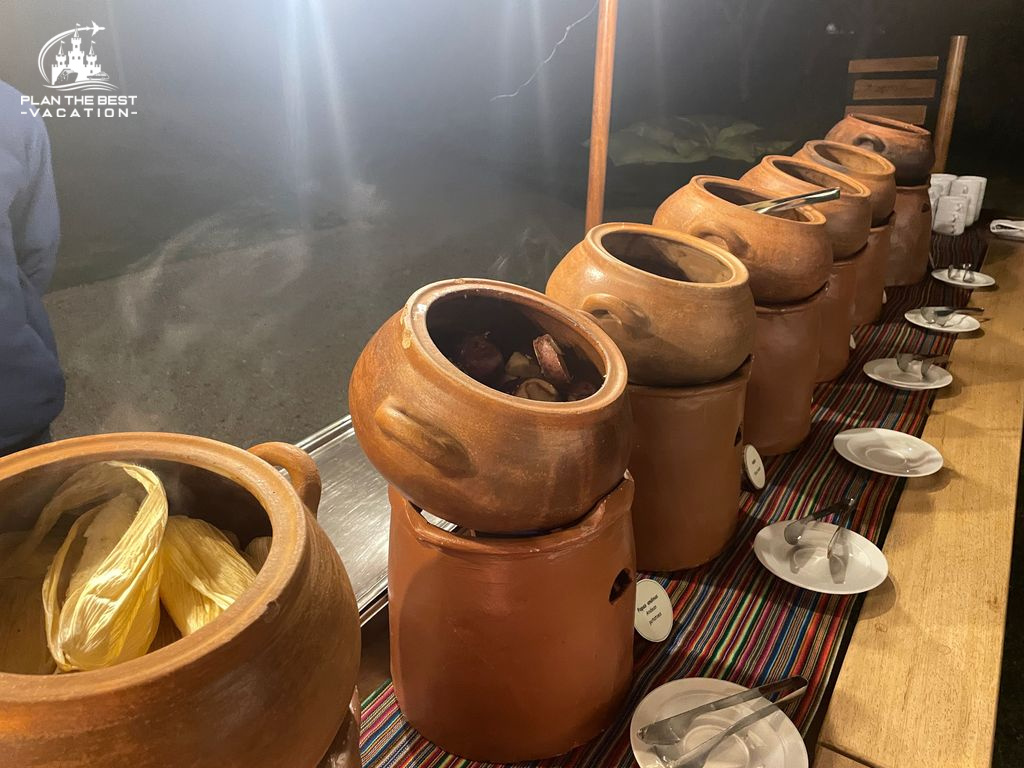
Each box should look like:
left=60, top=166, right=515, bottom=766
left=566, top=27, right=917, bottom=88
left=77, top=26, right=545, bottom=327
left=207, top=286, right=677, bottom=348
left=0, top=432, right=303, bottom=698
left=586, top=222, right=751, bottom=291
left=691, top=175, right=828, bottom=228
left=759, top=156, right=872, bottom=201
left=402, top=278, right=628, bottom=414
left=628, top=357, right=752, bottom=397
left=847, top=113, right=931, bottom=136
left=801, top=140, right=897, bottom=180
left=755, top=282, right=828, bottom=314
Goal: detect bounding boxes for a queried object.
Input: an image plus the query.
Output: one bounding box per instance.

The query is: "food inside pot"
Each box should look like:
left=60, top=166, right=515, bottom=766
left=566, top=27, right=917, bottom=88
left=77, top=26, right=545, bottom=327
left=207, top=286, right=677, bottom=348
left=0, top=461, right=271, bottom=674
left=428, top=294, right=605, bottom=402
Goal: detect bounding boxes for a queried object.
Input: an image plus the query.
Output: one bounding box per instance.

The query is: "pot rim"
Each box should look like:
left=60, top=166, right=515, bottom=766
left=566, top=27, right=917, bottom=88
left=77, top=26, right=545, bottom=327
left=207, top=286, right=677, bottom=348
left=755, top=282, right=828, bottom=314
left=847, top=113, right=931, bottom=136
left=627, top=357, right=752, bottom=397
left=758, top=155, right=872, bottom=200
left=870, top=213, right=895, bottom=232
left=691, top=175, right=828, bottom=227
left=0, top=432, right=304, bottom=698
left=585, top=222, right=751, bottom=291
left=391, top=473, right=632, bottom=555
left=897, top=182, right=931, bottom=192
left=800, top=140, right=897, bottom=180
left=403, top=278, right=628, bottom=414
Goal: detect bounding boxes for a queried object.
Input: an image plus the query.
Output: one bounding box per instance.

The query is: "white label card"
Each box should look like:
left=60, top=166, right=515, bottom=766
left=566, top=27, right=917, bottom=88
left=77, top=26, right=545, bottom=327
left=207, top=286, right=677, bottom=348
left=743, top=444, right=766, bottom=490
left=634, top=579, right=673, bottom=642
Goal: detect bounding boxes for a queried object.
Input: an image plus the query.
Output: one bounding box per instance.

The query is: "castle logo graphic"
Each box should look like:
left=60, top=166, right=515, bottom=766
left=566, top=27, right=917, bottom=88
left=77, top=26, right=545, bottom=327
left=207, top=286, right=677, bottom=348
left=37, top=22, right=117, bottom=92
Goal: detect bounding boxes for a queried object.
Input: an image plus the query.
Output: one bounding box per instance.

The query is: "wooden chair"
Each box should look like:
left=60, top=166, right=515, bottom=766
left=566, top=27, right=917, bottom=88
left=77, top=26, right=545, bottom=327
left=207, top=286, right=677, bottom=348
left=846, top=35, right=967, bottom=173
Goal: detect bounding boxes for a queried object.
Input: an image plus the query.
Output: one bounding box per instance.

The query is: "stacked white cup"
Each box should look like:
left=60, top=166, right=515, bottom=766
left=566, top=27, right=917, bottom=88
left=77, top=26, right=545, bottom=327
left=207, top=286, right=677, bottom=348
left=930, top=173, right=986, bottom=235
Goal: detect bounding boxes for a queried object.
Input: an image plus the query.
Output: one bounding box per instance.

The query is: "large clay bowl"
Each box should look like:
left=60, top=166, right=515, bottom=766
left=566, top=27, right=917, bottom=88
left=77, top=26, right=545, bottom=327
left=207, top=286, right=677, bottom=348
left=388, top=476, right=636, bottom=762
left=888, top=185, right=932, bottom=286
left=546, top=222, right=755, bottom=387
left=0, top=434, right=360, bottom=768
left=852, top=216, right=892, bottom=325
left=654, top=175, right=830, bottom=304
left=817, top=250, right=861, bottom=382
left=825, top=113, right=935, bottom=185
left=745, top=288, right=824, bottom=456
left=628, top=360, right=751, bottom=572
left=349, top=279, right=632, bottom=534
left=794, top=140, right=897, bottom=225
left=741, top=155, right=872, bottom=259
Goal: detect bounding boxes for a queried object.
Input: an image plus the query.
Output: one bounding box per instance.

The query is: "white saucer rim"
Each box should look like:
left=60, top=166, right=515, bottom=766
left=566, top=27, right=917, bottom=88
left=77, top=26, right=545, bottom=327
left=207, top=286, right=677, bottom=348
left=930, top=268, right=996, bottom=288
left=862, top=358, right=953, bottom=391
left=904, top=308, right=981, bottom=334
left=833, top=427, right=944, bottom=477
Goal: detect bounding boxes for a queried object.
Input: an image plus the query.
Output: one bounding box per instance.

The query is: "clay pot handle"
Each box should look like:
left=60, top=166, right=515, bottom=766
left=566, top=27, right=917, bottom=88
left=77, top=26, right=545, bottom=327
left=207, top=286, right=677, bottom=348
left=375, top=401, right=473, bottom=478
left=688, top=222, right=748, bottom=259
left=248, top=442, right=323, bottom=516
left=852, top=132, right=885, bottom=154
left=580, top=293, right=651, bottom=336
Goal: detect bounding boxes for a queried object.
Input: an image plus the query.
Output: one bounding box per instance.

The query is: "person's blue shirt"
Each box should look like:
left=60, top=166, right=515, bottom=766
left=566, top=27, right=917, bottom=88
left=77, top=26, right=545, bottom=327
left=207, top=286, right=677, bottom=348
left=0, top=80, right=65, bottom=450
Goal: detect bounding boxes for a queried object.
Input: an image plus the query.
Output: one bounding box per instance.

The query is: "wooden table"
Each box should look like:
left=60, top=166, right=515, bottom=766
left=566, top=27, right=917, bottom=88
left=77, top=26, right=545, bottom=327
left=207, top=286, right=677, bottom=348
left=815, top=237, right=1024, bottom=767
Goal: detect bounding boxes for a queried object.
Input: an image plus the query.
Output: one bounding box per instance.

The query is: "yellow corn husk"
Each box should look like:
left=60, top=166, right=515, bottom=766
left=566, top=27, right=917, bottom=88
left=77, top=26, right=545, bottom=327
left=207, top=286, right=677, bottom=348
left=43, top=464, right=168, bottom=672
left=159, top=516, right=256, bottom=637
left=243, top=536, right=272, bottom=572
left=3, top=462, right=145, bottom=578
left=0, top=529, right=67, bottom=674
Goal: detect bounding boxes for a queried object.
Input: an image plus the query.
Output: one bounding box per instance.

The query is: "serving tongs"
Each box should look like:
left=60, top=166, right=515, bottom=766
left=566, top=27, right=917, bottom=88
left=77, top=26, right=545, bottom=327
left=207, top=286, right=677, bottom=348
left=919, top=306, right=984, bottom=327
left=895, top=352, right=949, bottom=378
left=636, top=675, right=807, bottom=748
left=741, top=187, right=841, bottom=215
left=783, top=494, right=856, bottom=546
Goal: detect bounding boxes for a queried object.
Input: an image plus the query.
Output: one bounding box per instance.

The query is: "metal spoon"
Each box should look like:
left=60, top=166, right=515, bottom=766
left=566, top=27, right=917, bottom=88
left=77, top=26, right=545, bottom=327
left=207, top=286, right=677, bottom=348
left=895, top=353, right=949, bottom=378
left=741, top=187, right=841, bottom=215
left=961, top=263, right=975, bottom=283
left=784, top=495, right=855, bottom=546
left=920, top=306, right=984, bottom=326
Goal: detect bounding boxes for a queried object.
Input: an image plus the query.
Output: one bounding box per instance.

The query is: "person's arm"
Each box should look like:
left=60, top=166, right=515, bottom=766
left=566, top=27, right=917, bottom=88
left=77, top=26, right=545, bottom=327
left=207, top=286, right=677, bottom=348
left=11, top=118, right=59, bottom=294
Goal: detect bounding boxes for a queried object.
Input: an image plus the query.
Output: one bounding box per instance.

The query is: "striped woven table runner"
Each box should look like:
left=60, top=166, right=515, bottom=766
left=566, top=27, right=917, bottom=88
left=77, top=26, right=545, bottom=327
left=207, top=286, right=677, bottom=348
left=358, top=229, right=989, bottom=767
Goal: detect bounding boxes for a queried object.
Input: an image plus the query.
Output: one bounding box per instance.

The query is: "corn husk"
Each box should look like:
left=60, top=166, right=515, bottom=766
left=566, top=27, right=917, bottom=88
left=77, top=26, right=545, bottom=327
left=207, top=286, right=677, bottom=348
left=159, top=516, right=256, bottom=637
left=43, top=464, right=168, bottom=672
left=0, top=529, right=67, bottom=674
left=243, top=536, right=272, bottom=572
left=2, top=462, right=144, bottom=577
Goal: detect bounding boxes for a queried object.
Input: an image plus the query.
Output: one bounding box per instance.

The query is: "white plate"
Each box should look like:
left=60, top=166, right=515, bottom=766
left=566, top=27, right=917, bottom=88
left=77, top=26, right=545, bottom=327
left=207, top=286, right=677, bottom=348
left=833, top=427, right=943, bottom=477
left=753, top=521, right=888, bottom=595
left=931, top=268, right=995, bottom=288
left=862, top=358, right=952, bottom=391
left=905, top=308, right=981, bottom=334
left=630, top=677, right=807, bottom=768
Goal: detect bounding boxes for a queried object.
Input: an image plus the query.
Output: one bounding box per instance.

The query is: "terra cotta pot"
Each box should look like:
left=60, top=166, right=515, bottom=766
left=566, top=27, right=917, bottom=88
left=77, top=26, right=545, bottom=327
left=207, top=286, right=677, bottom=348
left=627, top=361, right=751, bottom=571
left=852, top=216, right=892, bottom=325
left=817, top=250, right=861, bottom=382
left=0, top=434, right=360, bottom=768
left=741, top=155, right=872, bottom=259
left=745, top=288, right=824, bottom=456
left=887, top=184, right=932, bottom=286
left=654, top=175, right=830, bottom=304
left=387, top=477, right=636, bottom=762
left=349, top=279, right=631, bottom=534
left=825, top=113, right=935, bottom=185
left=794, top=139, right=897, bottom=226
left=546, top=222, right=755, bottom=387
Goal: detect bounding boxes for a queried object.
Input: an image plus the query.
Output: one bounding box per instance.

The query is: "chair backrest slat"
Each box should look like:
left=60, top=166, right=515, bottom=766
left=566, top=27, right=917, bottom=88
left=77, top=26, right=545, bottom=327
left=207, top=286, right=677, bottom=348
left=843, top=104, right=928, bottom=125
left=848, top=56, right=940, bottom=74
left=852, top=78, right=937, bottom=101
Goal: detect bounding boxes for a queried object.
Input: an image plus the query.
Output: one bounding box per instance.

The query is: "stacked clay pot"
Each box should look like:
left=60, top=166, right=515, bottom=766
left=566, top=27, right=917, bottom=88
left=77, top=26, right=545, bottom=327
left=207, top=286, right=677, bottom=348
left=826, top=113, right=936, bottom=286
left=794, top=140, right=897, bottom=324
left=0, top=434, right=361, bottom=768
left=548, top=223, right=755, bottom=571
left=741, top=156, right=871, bottom=382
left=655, top=177, right=829, bottom=456
left=349, top=279, right=636, bottom=761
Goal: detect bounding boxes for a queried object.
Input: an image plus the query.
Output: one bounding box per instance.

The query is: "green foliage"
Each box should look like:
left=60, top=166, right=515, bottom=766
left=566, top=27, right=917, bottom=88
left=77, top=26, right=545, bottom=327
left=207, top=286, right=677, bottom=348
left=603, top=114, right=793, bottom=166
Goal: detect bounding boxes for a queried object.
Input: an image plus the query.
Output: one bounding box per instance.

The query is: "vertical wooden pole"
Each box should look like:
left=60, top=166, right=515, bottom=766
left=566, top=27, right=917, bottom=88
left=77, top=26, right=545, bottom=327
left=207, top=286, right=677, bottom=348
left=585, top=0, right=620, bottom=232
left=932, top=35, right=967, bottom=173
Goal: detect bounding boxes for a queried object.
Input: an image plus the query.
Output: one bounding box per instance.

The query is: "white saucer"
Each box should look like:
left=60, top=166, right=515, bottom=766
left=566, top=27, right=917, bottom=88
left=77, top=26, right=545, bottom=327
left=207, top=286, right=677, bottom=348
left=630, top=677, right=807, bottom=768
left=905, top=308, right=981, bottom=333
left=931, top=268, right=995, bottom=288
left=863, top=358, right=952, bottom=391
left=833, top=427, right=943, bottom=477
left=753, top=521, right=888, bottom=595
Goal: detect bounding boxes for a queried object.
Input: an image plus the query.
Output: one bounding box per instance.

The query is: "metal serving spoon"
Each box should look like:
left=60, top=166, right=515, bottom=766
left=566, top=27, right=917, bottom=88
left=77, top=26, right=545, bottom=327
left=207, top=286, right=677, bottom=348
left=784, top=494, right=856, bottom=546
left=741, top=187, right=841, bottom=215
